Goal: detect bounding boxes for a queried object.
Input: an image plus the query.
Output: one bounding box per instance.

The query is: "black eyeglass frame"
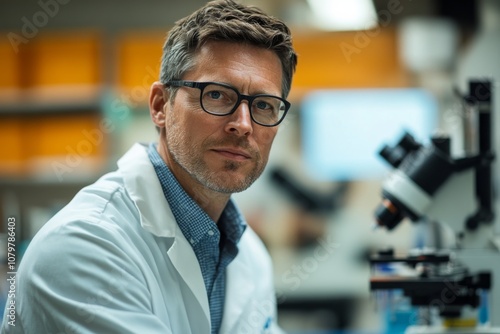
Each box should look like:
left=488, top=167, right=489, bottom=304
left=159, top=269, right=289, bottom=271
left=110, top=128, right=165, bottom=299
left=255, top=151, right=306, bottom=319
left=165, top=80, right=291, bottom=127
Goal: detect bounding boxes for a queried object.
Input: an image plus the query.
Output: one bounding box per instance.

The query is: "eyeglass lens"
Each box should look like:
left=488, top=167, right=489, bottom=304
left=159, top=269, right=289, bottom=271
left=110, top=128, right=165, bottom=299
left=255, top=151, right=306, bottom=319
left=201, top=83, right=286, bottom=125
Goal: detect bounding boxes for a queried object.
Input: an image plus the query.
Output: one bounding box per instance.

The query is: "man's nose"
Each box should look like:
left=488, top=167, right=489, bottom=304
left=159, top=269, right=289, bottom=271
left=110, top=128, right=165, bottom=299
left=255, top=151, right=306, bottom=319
left=224, top=100, right=253, bottom=136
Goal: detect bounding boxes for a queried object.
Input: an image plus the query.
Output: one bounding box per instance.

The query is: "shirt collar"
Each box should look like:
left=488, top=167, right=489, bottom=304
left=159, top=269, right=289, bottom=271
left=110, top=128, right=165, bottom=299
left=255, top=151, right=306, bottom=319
left=147, top=143, right=246, bottom=246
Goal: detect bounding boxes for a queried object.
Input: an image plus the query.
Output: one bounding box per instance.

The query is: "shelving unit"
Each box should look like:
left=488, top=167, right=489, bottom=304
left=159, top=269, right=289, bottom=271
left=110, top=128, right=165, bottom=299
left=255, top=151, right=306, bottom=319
left=0, top=24, right=106, bottom=240
left=0, top=86, right=113, bottom=240
left=0, top=25, right=165, bottom=243
left=0, top=86, right=104, bottom=114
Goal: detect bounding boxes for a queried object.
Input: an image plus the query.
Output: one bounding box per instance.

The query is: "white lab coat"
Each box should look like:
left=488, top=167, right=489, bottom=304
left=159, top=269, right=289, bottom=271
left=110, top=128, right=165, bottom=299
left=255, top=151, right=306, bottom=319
left=2, top=143, right=283, bottom=334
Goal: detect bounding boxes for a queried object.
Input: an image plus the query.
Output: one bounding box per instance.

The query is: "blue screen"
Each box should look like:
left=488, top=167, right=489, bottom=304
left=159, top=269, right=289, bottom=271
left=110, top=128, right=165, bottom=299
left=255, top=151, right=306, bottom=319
left=301, top=89, right=439, bottom=180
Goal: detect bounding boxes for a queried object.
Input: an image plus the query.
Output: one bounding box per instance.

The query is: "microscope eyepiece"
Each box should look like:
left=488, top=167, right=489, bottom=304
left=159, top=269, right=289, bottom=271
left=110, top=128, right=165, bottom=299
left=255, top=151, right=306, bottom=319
left=375, top=199, right=404, bottom=230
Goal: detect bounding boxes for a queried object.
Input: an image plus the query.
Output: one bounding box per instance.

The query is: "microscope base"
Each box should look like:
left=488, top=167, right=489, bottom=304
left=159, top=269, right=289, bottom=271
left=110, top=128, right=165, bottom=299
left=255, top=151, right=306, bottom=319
left=406, top=326, right=500, bottom=334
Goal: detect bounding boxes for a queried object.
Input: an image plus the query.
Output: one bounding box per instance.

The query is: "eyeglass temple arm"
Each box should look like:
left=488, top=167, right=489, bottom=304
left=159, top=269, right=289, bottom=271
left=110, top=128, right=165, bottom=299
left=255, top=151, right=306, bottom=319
left=167, top=80, right=195, bottom=88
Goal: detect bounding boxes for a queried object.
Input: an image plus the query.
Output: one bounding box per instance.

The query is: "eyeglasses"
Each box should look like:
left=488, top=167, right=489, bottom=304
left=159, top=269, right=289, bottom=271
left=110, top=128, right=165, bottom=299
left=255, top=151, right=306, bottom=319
left=165, top=80, right=291, bottom=127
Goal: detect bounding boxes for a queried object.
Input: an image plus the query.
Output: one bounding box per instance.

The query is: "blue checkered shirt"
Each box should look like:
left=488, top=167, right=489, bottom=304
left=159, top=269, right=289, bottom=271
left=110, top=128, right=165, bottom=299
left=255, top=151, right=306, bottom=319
left=147, top=143, right=246, bottom=334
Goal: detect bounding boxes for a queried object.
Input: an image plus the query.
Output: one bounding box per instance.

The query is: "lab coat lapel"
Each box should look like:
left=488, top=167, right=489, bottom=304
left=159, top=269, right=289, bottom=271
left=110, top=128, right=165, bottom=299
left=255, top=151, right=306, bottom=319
left=119, top=143, right=211, bottom=329
left=220, top=249, right=256, bottom=333
left=167, top=234, right=211, bottom=327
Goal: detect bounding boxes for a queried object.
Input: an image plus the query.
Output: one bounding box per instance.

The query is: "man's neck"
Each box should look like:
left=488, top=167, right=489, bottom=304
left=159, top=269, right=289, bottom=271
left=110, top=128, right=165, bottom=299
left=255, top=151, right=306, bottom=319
left=157, top=142, right=230, bottom=223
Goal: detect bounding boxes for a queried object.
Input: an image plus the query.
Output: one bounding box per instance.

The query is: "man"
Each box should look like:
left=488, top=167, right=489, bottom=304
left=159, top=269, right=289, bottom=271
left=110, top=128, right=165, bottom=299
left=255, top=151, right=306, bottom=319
left=2, top=0, right=297, bottom=333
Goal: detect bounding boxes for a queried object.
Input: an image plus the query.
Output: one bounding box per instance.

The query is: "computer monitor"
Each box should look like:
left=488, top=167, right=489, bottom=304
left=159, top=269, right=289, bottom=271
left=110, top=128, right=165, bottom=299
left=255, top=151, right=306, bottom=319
left=301, top=89, right=439, bottom=180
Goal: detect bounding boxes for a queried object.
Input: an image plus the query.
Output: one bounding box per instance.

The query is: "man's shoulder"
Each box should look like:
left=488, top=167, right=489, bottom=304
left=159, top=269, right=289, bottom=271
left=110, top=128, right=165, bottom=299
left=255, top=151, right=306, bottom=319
left=62, top=170, right=136, bottom=222
left=32, top=170, right=142, bottom=249
left=19, top=171, right=152, bottom=280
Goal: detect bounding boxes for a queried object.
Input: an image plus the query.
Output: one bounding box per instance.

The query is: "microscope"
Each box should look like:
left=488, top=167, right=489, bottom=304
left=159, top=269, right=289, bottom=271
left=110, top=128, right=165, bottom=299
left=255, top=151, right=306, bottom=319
left=370, top=81, right=500, bottom=333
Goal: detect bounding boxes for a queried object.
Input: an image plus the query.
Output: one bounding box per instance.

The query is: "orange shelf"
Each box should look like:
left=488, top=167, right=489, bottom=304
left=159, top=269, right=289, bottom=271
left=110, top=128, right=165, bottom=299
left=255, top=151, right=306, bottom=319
left=27, top=30, right=102, bottom=87
left=0, top=86, right=107, bottom=177
left=289, top=27, right=410, bottom=100
left=116, top=31, right=165, bottom=88
left=0, top=35, right=22, bottom=89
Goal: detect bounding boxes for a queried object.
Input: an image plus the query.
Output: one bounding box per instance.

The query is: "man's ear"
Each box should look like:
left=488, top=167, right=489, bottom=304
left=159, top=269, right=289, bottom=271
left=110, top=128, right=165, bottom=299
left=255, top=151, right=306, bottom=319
left=149, top=81, right=169, bottom=128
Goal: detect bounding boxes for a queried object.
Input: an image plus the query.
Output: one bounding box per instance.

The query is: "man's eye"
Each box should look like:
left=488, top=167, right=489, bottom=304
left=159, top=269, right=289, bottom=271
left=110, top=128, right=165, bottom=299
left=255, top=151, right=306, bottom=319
left=256, top=101, right=272, bottom=110
left=207, top=91, right=222, bottom=99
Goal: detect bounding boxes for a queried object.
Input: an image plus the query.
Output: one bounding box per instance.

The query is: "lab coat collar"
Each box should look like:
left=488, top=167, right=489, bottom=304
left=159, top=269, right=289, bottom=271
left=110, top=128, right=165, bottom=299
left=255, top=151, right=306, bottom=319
left=117, top=143, right=211, bottom=328
left=118, top=143, right=177, bottom=238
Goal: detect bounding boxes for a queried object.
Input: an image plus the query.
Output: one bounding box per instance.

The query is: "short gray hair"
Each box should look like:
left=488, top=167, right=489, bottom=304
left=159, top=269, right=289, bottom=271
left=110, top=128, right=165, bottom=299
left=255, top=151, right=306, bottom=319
left=159, top=0, right=297, bottom=98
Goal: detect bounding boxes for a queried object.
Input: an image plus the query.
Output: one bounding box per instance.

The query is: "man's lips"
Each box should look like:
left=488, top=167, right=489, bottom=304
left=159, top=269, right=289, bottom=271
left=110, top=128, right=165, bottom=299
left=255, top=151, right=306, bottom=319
left=212, top=147, right=252, bottom=161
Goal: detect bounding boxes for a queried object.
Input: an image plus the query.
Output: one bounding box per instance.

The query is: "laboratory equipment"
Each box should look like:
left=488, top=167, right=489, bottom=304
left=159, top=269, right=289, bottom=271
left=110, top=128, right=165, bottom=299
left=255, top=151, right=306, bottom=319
left=370, top=80, right=500, bottom=333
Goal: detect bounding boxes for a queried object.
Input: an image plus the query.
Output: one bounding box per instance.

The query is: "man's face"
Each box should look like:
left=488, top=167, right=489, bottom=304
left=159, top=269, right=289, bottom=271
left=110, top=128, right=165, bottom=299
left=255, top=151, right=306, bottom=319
left=162, top=41, right=283, bottom=194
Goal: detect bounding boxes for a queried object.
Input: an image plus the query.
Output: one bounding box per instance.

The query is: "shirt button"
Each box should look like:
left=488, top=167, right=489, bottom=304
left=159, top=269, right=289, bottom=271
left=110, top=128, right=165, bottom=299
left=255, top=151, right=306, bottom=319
left=190, top=238, right=195, bottom=244
left=207, top=230, right=214, bottom=236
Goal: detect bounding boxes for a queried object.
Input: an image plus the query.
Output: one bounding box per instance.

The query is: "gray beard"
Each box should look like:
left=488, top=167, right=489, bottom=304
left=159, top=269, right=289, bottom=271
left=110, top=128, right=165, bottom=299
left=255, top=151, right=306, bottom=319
left=171, top=149, right=263, bottom=194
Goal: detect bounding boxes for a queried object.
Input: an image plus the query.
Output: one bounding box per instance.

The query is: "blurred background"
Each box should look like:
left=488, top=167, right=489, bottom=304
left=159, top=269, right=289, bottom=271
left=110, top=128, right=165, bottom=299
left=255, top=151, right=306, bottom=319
left=0, top=0, right=499, bottom=333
